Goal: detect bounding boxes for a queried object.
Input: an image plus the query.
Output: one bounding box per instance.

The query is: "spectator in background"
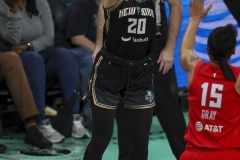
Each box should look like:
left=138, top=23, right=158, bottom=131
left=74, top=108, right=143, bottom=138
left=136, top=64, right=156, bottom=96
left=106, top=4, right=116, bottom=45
left=0, top=51, right=52, bottom=151
left=55, top=0, right=99, bottom=130
left=180, top=0, right=240, bottom=159
left=0, top=0, right=89, bottom=143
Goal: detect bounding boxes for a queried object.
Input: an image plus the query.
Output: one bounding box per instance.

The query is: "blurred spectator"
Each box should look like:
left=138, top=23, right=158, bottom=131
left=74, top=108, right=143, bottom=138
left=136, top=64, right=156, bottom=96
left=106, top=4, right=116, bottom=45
left=0, top=51, right=52, bottom=151
left=55, top=0, right=99, bottom=130
left=0, top=0, right=89, bottom=142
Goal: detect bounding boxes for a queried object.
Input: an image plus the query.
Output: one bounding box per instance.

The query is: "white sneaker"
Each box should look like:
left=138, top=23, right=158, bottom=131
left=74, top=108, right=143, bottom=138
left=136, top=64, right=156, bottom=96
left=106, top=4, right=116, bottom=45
left=72, top=114, right=90, bottom=139
left=38, top=119, right=65, bottom=143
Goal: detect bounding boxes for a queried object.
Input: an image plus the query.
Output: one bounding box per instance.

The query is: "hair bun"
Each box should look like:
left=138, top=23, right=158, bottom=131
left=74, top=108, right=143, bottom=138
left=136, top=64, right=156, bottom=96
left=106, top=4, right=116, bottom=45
left=224, top=24, right=238, bottom=39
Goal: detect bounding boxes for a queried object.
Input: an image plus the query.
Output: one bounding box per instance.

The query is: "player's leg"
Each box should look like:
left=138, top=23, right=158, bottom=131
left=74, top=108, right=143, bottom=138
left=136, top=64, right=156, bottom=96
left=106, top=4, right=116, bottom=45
left=116, top=100, right=131, bottom=160
left=84, top=102, right=116, bottom=160
left=84, top=53, right=120, bottom=160
left=127, top=107, right=154, bottom=160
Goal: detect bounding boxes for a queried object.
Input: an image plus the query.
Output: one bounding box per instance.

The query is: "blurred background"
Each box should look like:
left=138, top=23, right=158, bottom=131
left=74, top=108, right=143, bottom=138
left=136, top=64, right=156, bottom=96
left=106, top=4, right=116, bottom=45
left=166, top=0, right=240, bottom=89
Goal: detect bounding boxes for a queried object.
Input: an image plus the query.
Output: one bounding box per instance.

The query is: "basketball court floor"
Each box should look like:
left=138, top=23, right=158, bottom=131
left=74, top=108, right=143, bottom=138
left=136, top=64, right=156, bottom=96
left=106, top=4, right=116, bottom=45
left=0, top=113, right=188, bottom=160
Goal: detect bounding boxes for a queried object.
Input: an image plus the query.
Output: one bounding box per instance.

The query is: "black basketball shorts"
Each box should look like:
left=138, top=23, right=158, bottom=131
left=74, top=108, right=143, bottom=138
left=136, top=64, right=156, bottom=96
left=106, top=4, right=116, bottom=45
left=90, top=49, right=155, bottom=110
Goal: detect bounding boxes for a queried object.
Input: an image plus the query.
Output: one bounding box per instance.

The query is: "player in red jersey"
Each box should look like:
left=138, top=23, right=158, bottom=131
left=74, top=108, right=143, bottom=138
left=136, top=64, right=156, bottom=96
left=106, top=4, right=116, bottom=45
left=179, top=0, right=240, bottom=160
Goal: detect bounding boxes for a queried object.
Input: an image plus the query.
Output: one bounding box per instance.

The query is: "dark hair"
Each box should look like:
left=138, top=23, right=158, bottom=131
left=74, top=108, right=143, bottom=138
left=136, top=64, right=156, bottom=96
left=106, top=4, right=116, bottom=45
left=26, top=0, right=39, bottom=18
left=207, top=24, right=238, bottom=82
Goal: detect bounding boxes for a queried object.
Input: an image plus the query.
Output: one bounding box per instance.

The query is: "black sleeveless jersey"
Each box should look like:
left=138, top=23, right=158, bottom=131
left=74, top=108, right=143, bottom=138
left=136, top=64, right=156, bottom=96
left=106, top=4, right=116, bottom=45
left=103, top=0, right=156, bottom=60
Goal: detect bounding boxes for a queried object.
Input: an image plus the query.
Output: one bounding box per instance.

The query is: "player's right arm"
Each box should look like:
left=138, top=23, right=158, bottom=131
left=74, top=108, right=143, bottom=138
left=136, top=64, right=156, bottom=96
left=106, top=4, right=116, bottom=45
left=180, top=0, right=212, bottom=85
left=92, top=0, right=119, bottom=61
left=92, top=0, right=104, bottom=61
left=103, top=0, right=118, bottom=7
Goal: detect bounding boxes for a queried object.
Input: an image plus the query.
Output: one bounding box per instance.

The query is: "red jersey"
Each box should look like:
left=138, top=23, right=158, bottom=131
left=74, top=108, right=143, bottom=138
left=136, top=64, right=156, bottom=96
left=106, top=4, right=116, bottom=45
left=184, top=61, right=240, bottom=149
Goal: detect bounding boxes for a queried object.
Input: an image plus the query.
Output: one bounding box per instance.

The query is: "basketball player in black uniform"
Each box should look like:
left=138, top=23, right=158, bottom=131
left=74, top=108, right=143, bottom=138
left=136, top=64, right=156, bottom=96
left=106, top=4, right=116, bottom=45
left=116, top=0, right=186, bottom=160
left=83, top=0, right=157, bottom=160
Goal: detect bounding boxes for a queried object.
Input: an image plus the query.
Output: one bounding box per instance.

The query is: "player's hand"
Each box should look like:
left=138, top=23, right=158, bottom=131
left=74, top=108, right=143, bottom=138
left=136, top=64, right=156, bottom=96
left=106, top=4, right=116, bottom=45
left=190, top=0, right=212, bottom=21
left=157, top=47, right=174, bottom=74
left=92, top=47, right=101, bottom=62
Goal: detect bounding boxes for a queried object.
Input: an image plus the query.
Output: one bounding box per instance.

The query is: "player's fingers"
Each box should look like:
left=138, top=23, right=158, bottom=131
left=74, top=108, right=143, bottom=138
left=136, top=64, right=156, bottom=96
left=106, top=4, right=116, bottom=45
left=169, top=61, right=173, bottom=70
left=157, top=55, right=162, bottom=64
left=204, top=3, right=213, bottom=15
left=159, top=61, right=164, bottom=72
left=163, top=62, right=172, bottom=74
left=163, top=62, right=169, bottom=74
left=92, top=54, right=96, bottom=62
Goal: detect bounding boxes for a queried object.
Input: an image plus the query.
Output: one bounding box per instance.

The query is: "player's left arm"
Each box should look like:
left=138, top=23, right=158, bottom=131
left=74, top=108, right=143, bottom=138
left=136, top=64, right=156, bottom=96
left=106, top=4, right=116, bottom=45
left=157, top=0, right=182, bottom=74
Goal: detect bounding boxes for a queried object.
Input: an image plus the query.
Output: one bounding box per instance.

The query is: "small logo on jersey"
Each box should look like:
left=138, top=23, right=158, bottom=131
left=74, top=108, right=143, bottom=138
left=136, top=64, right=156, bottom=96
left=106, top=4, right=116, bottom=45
left=145, top=90, right=154, bottom=103
left=213, top=73, right=216, bottom=78
left=121, top=36, right=132, bottom=41
left=133, top=37, right=148, bottom=42
left=204, top=124, right=223, bottom=133
left=195, top=121, right=203, bottom=132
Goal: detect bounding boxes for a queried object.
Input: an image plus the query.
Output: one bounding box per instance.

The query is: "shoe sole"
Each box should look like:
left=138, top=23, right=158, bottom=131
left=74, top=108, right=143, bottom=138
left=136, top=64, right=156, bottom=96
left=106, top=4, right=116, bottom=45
left=71, top=134, right=90, bottom=139
left=47, top=137, right=65, bottom=143
left=24, top=138, right=52, bottom=149
left=24, top=137, right=52, bottom=149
